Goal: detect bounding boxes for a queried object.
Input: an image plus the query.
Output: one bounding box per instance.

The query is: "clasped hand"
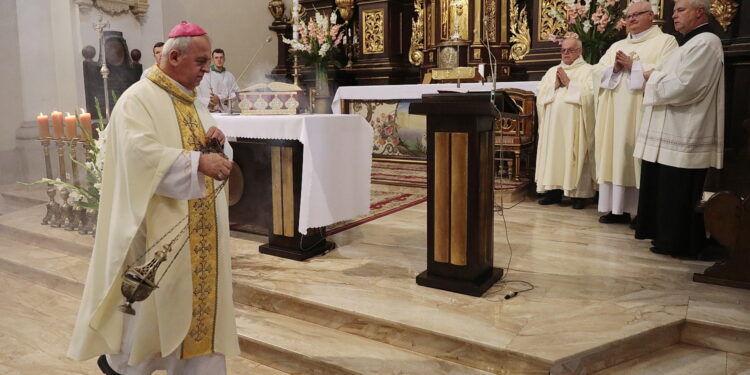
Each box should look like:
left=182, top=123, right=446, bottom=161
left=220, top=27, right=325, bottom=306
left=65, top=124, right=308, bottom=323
left=198, top=126, right=233, bottom=181
left=613, top=51, right=633, bottom=73
left=555, top=67, right=570, bottom=89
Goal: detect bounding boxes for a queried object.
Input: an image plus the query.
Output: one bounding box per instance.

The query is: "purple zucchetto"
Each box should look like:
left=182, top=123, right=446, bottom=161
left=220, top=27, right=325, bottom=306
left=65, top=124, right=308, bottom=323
left=167, top=21, right=207, bottom=38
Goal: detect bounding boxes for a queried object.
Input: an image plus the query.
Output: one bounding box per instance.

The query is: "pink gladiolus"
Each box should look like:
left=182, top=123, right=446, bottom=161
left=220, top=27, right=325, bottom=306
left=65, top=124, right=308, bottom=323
left=317, top=29, right=327, bottom=45
left=334, top=33, right=344, bottom=47
left=615, top=18, right=627, bottom=31
left=600, top=13, right=609, bottom=26
left=299, top=25, right=307, bottom=40
left=330, top=24, right=341, bottom=38
left=597, top=23, right=606, bottom=32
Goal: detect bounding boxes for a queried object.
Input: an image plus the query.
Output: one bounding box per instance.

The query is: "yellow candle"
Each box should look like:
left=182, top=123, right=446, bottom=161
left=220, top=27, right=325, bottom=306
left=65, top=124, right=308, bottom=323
left=79, top=112, right=92, bottom=138
left=37, top=113, right=50, bottom=138
left=51, top=111, right=64, bottom=139
left=64, top=113, right=77, bottom=139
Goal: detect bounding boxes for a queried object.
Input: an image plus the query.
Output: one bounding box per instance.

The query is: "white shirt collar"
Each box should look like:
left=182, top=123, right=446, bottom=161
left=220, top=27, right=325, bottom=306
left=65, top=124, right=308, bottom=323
left=630, top=25, right=654, bottom=40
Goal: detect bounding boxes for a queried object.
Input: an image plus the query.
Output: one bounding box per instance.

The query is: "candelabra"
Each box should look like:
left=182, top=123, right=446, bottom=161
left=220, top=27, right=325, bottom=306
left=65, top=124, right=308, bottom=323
left=39, top=138, right=59, bottom=225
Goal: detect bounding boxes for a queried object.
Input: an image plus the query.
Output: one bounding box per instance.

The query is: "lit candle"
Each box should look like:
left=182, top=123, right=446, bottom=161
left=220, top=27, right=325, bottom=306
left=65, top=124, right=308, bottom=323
left=292, top=0, right=299, bottom=41
left=37, top=113, right=50, bottom=138
left=79, top=108, right=92, bottom=138
left=64, top=113, right=77, bottom=139
left=51, top=111, right=64, bottom=139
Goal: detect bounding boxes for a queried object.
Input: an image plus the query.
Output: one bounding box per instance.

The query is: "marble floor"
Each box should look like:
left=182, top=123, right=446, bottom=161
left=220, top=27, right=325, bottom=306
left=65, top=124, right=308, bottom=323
left=0, top=184, right=749, bottom=374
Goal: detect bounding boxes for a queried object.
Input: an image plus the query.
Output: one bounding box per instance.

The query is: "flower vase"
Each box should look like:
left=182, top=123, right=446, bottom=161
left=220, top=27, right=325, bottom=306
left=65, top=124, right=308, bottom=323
left=313, top=62, right=332, bottom=114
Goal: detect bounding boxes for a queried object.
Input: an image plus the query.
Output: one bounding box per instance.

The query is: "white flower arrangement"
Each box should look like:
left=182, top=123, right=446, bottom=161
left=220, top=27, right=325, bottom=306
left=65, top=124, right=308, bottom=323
left=283, top=10, right=345, bottom=68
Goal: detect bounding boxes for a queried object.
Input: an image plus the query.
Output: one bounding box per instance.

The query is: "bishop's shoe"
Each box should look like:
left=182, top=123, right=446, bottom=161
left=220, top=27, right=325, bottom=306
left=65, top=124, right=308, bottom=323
left=97, top=355, right=122, bottom=375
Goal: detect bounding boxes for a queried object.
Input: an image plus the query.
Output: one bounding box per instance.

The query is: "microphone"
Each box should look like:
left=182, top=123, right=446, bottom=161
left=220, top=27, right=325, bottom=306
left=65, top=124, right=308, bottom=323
left=481, top=16, right=499, bottom=117
left=230, top=35, right=273, bottom=114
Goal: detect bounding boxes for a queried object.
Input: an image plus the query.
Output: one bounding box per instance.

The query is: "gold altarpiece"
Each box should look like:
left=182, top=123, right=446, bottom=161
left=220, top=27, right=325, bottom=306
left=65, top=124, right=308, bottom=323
left=408, top=0, right=514, bottom=80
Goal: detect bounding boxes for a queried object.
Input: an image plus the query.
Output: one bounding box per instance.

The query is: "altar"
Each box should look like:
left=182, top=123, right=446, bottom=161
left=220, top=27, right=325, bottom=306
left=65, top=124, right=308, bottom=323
left=213, top=114, right=373, bottom=260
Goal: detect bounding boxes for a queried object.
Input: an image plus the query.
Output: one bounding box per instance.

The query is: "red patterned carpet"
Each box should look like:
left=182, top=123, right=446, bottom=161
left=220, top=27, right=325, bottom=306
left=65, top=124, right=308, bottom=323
left=370, top=160, right=528, bottom=191
left=327, top=186, right=426, bottom=235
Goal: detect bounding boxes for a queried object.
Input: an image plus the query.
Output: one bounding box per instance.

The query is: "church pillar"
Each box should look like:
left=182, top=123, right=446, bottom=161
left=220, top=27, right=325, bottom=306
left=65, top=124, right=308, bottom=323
left=0, top=0, right=23, bottom=184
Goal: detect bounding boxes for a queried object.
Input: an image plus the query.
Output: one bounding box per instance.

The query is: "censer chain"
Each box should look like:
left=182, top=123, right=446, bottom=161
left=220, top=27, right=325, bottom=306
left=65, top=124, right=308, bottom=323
left=126, top=179, right=227, bottom=272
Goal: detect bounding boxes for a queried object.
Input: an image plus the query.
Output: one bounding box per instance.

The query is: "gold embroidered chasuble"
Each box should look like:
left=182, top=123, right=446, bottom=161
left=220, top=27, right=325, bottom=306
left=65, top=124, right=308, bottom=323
left=68, top=65, right=238, bottom=366
left=146, top=67, right=220, bottom=359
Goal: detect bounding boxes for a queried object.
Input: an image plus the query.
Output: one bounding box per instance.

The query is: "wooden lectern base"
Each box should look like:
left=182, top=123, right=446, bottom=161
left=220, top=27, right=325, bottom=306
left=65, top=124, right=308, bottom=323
left=259, top=241, right=336, bottom=261
left=416, top=267, right=503, bottom=297
left=259, top=229, right=336, bottom=261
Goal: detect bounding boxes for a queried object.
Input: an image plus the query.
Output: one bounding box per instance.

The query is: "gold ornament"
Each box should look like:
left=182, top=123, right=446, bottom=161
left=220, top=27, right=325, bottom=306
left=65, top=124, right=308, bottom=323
left=711, top=0, right=739, bottom=32
left=510, top=0, right=531, bottom=60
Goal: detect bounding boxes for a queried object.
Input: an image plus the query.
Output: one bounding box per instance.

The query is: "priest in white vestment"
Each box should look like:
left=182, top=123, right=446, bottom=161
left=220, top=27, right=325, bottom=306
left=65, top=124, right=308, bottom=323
left=634, top=0, right=724, bottom=258
left=68, top=22, right=240, bottom=375
left=593, top=1, right=678, bottom=224
left=535, top=37, right=596, bottom=209
left=197, top=48, right=239, bottom=113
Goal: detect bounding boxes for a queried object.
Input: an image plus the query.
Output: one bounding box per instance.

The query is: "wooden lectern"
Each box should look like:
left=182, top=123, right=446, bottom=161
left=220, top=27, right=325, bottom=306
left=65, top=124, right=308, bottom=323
left=229, top=139, right=335, bottom=261
left=410, top=91, right=519, bottom=296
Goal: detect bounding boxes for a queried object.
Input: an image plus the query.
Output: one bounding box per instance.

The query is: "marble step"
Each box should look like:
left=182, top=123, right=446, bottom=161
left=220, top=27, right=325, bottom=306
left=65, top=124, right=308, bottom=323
left=0, top=204, right=94, bottom=257
left=593, top=343, right=750, bottom=374
left=232, top=279, right=551, bottom=374
left=0, top=232, right=89, bottom=298
left=235, top=303, right=495, bottom=375
left=0, top=270, right=288, bottom=375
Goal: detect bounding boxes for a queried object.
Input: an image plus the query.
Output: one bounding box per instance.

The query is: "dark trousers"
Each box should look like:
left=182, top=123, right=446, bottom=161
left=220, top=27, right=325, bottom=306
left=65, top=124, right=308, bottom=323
left=635, top=160, right=708, bottom=256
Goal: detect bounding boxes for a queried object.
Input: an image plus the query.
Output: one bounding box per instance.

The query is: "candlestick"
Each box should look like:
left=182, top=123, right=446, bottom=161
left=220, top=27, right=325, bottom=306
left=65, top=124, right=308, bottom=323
left=51, top=111, right=64, bottom=139
left=80, top=141, right=96, bottom=235
left=37, top=113, right=50, bottom=138
left=292, top=53, right=301, bottom=87
left=52, top=138, right=69, bottom=228
left=64, top=113, right=78, bottom=139
left=39, top=138, right=59, bottom=226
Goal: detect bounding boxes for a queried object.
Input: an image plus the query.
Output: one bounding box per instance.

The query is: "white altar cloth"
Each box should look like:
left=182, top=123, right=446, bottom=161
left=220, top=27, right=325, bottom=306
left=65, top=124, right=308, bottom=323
left=332, top=81, right=540, bottom=113
left=213, top=114, right=373, bottom=233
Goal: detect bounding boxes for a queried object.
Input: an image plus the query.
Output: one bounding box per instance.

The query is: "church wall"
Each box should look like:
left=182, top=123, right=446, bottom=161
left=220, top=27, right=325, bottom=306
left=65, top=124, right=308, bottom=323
left=3, top=0, right=166, bottom=184
left=161, top=0, right=282, bottom=89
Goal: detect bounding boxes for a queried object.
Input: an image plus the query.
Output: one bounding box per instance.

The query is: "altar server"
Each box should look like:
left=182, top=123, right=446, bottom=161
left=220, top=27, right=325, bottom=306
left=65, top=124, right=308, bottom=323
left=634, top=0, right=724, bottom=258
left=197, top=48, right=239, bottom=113
left=593, top=1, right=678, bottom=224
left=535, top=37, right=596, bottom=209
left=68, top=21, right=239, bottom=375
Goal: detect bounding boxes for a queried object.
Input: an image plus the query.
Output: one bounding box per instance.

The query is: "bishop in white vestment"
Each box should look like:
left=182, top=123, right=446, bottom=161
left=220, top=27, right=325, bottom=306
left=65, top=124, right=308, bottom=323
left=593, top=1, right=678, bottom=223
left=68, top=22, right=240, bottom=375
left=535, top=38, right=596, bottom=209
left=634, top=0, right=724, bottom=257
